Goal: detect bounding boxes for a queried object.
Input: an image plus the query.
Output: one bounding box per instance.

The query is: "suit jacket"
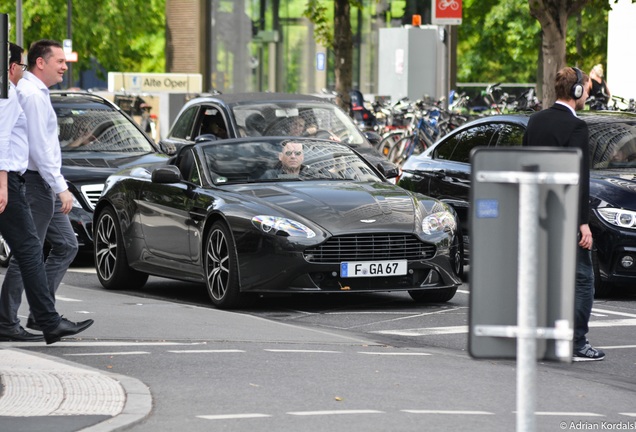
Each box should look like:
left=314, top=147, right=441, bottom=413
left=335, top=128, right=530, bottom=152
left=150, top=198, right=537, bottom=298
left=522, top=103, right=590, bottom=224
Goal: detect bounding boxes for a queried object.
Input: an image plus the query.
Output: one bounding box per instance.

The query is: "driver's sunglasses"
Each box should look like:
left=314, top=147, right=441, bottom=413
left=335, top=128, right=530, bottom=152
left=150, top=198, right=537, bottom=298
left=284, top=151, right=303, bottom=157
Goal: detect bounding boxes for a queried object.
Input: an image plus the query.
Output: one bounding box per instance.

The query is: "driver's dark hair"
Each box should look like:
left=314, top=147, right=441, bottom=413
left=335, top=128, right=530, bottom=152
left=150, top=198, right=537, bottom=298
left=9, top=42, right=24, bottom=65
left=27, top=39, right=63, bottom=69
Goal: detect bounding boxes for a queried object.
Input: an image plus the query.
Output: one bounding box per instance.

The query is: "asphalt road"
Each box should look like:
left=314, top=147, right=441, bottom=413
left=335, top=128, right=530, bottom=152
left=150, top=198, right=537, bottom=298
left=3, top=257, right=635, bottom=432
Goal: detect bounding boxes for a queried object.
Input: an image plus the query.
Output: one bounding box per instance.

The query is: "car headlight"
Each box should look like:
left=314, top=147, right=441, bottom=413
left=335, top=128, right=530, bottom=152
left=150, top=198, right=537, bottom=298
left=422, top=211, right=457, bottom=235
left=597, top=207, right=636, bottom=229
left=252, top=215, right=316, bottom=238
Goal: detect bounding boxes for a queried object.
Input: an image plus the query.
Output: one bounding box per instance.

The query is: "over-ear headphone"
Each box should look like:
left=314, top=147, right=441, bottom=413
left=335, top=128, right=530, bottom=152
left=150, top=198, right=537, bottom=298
left=571, top=67, right=584, bottom=100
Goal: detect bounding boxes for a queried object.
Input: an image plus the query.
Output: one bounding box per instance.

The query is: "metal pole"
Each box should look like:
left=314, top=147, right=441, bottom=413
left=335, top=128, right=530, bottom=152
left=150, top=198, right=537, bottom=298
left=516, top=165, right=540, bottom=432
left=67, top=0, right=72, bottom=89
left=1, top=13, right=8, bottom=99
left=16, top=0, right=23, bottom=47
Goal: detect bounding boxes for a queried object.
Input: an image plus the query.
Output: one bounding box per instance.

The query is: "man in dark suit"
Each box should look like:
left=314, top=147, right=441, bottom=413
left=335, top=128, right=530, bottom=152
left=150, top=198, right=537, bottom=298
left=522, top=66, right=605, bottom=361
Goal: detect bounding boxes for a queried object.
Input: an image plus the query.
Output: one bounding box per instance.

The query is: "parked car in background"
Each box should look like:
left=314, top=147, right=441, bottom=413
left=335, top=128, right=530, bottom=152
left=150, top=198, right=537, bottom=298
left=398, top=112, right=636, bottom=297
left=0, top=91, right=167, bottom=266
left=93, top=137, right=463, bottom=309
left=159, top=92, right=396, bottom=178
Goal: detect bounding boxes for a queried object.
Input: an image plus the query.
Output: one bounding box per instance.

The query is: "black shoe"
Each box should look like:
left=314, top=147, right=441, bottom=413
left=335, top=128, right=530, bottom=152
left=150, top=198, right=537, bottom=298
left=573, top=343, right=606, bottom=362
left=44, top=318, right=94, bottom=345
left=0, top=326, right=45, bottom=342
left=26, top=317, right=42, bottom=332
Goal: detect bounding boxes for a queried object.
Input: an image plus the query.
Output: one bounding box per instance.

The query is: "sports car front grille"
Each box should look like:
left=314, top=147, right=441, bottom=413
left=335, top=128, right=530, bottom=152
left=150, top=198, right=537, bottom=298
left=303, top=234, right=436, bottom=263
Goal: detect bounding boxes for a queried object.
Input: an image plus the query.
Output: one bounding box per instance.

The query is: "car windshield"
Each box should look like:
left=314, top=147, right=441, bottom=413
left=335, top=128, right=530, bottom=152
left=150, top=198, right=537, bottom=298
left=201, top=139, right=381, bottom=184
left=56, top=108, right=155, bottom=153
left=232, top=102, right=366, bottom=145
left=588, top=117, right=636, bottom=169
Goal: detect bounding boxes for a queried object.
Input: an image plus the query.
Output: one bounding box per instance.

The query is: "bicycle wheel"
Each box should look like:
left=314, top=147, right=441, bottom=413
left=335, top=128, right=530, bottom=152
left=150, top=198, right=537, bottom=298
left=388, top=135, right=415, bottom=166
left=377, top=130, right=406, bottom=158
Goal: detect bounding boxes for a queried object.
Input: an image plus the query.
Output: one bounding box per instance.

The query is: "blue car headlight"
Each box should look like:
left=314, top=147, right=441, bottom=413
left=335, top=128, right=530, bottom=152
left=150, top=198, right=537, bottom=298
left=252, top=216, right=316, bottom=238
left=597, top=207, right=636, bottom=229
left=422, top=211, right=457, bottom=235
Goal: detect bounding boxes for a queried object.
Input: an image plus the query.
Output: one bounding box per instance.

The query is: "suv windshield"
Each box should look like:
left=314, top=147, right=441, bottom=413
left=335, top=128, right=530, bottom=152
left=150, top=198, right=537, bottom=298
left=233, top=102, right=365, bottom=145
left=56, top=107, right=155, bottom=153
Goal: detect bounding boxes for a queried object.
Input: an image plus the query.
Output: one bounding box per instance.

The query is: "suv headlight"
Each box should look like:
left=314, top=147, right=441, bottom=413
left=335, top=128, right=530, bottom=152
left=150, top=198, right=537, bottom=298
left=597, top=207, right=636, bottom=229
left=252, top=216, right=316, bottom=238
left=422, top=211, right=457, bottom=235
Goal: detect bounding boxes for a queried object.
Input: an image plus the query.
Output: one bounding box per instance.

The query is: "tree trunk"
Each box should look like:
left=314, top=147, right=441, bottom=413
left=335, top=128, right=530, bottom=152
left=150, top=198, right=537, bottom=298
left=333, top=0, right=352, bottom=112
left=528, top=0, right=568, bottom=108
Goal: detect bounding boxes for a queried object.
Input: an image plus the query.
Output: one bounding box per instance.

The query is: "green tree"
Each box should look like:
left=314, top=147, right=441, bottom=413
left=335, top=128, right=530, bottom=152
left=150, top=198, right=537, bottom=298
left=3, top=0, right=166, bottom=86
left=304, top=0, right=361, bottom=111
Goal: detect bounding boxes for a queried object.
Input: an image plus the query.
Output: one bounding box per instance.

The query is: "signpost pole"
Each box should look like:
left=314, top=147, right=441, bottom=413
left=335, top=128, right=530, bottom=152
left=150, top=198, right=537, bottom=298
left=516, top=166, right=540, bottom=432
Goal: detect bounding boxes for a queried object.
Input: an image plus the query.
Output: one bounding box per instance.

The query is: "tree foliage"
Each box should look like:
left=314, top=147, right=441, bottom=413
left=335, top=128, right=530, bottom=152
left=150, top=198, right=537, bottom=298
left=2, top=0, right=166, bottom=83
left=303, top=0, right=362, bottom=110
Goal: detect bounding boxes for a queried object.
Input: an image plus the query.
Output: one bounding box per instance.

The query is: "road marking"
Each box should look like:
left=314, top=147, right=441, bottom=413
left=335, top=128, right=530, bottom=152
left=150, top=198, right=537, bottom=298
left=358, top=352, right=432, bottom=356
left=620, top=413, right=636, bottom=417
left=56, top=295, right=83, bottom=302
left=534, top=412, right=604, bottom=416
left=288, top=410, right=384, bottom=416
left=0, top=341, right=210, bottom=347
left=168, top=349, right=245, bottom=353
left=264, top=349, right=341, bottom=353
left=402, top=409, right=494, bottom=415
left=197, top=413, right=271, bottom=420
left=373, top=325, right=468, bottom=336
left=65, top=351, right=150, bottom=356
left=598, top=345, right=636, bottom=350
left=589, top=319, right=636, bottom=328
left=592, top=308, right=636, bottom=318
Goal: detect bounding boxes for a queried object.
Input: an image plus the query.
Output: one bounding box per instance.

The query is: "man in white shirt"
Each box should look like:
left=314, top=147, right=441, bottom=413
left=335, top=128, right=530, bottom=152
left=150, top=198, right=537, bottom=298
left=0, top=42, right=93, bottom=344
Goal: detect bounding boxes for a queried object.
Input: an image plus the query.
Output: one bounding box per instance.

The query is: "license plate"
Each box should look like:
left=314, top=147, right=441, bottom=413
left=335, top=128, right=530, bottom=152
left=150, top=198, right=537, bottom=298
left=340, top=260, right=407, bottom=278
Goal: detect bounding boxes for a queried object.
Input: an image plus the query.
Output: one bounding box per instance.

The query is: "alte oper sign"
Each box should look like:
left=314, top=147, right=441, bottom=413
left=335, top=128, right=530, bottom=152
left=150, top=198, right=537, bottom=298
left=108, top=72, right=202, bottom=94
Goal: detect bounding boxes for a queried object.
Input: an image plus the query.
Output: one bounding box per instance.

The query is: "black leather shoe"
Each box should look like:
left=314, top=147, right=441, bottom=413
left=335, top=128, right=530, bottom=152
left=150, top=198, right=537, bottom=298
left=26, top=317, right=42, bottom=331
left=0, top=326, right=45, bottom=342
left=44, top=318, right=94, bottom=345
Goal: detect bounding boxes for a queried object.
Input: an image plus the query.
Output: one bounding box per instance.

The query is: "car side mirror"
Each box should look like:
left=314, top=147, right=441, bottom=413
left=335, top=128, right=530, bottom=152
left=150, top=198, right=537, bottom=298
left=363, top=131, right=382, bottom=146
left=159, top=141, right=178, bottom=156
left=377, top=163, right=400, bottom=179
left=152, top=165, right=182, bottom=184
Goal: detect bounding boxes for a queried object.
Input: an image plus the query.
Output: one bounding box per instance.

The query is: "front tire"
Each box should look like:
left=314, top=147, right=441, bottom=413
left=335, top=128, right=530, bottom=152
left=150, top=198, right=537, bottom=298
left=94, top=206, right=148, bottom=290
left=205, top=221, right=246, bottom=309
left=592, top=250, right=613, bottom=298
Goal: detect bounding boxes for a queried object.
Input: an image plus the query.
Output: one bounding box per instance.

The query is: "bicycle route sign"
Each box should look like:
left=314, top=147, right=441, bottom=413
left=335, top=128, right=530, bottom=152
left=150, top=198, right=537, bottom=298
left=431, top=0, right=462, bottom=25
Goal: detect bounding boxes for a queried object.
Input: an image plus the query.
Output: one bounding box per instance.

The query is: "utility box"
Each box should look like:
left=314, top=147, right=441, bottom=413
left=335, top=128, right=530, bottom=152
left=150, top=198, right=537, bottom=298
left=378, top=26, right=445, bottom=102
left=469, top=147, right=581, bottom=361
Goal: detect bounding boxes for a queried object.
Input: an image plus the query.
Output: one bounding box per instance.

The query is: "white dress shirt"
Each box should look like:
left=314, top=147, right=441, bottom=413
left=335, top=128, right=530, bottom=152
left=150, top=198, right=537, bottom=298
left=0, top=83, right=29, bottom=174
left=16, top=72, right=67, bottom=194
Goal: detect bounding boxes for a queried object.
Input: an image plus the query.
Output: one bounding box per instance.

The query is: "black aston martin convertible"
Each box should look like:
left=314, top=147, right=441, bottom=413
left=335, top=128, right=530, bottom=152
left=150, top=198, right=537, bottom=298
left=93, top=137, right=463, bottom=308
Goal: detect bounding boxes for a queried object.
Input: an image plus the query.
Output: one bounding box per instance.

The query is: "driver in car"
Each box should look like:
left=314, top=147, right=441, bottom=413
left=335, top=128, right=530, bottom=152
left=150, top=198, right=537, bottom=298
left=262, top=141, right=311, bottom=179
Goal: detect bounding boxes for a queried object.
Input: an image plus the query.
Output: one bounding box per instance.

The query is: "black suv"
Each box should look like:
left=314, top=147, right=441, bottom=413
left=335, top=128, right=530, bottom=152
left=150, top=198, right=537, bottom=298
left=398, top=112, right=636, bottom=297
left=0, top=91, right=168, bottom=265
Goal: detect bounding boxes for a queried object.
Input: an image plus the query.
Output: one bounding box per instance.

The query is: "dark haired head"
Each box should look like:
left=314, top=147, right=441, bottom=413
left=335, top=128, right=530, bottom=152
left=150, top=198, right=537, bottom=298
left=27, top=39, right=63, bottom=69
left=9, top=43, right=24, bottom=65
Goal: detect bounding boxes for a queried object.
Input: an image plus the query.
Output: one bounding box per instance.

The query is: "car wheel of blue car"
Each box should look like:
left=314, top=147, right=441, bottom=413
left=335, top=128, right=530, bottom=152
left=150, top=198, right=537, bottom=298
left=205, top=221, right=245, bottom=309
left=95, top=206, right=149, bottom=290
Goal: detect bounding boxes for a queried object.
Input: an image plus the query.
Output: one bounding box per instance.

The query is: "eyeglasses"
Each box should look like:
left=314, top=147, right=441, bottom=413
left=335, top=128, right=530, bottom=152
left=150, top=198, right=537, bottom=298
left=12, top=63, right=27, bottom=71
left=284, top=151, right=303, bottom=157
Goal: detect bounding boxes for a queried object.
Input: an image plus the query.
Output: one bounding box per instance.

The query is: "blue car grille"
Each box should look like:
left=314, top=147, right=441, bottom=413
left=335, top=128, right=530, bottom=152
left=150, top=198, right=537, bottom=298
left=304, top=234, right=436, bottom=263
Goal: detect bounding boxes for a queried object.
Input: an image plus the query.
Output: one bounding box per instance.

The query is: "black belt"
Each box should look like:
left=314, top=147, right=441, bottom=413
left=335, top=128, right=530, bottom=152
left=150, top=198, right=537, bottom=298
left=25, top=169, right=39, bottom=174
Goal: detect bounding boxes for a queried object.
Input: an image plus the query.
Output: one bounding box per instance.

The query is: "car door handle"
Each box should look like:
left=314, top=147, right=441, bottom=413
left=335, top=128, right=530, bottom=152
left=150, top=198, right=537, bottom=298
left=430, top=169, right=446, bottom=178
